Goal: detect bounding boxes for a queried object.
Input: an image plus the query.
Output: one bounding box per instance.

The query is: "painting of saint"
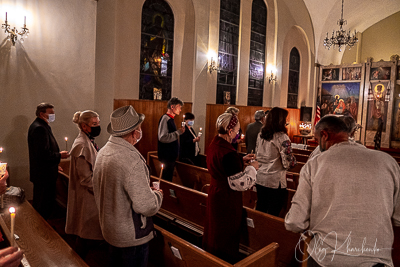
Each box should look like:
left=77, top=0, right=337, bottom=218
left=366, top=82, right=389, bottom=132
left=322, top=68, right=339, bottom=81
left=370, top=67, right=391, bottom=80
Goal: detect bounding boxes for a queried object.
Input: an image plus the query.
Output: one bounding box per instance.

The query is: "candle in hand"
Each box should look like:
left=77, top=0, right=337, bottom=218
left=198, top=127, right=202, bottom=137
left=64, top=137, right=68, bottom=151
left=159, top=164, right=164, bottom=179
left=9, top=207, right=15, bottom=247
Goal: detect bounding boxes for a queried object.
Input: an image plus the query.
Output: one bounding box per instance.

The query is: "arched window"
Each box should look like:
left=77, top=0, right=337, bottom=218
left=140, top=0, right=174, bottom=100
left=287, top=47, right=300, bottom=108
left=216, top=0, right=241, bottom=105
left=248, top=0, right=266, bottom=106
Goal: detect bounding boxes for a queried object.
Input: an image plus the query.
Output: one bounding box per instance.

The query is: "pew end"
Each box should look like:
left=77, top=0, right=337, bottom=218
left=150, top=225, right=279, bottom=267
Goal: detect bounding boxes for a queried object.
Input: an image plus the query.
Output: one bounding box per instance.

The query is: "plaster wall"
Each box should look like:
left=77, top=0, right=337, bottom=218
left=0, top=0, right=97, bottom=199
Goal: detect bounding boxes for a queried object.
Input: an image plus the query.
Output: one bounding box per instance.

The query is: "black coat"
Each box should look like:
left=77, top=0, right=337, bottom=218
left=179, top=125, right=197, bottom=162
left=28, top=117, right=61, bottom=184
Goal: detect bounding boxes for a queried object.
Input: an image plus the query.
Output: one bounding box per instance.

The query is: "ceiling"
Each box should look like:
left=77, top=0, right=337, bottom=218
left=302, top=0, right=400, bottom=64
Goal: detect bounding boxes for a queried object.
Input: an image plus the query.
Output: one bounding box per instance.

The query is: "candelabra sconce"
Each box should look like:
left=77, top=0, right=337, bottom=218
left=268, top=72, right=277, bottom=84
left=208, top=57, right=219, bottom=74
left=266, top=65, right=277, bottom=84
left=1, top=13, right=29, bottom=46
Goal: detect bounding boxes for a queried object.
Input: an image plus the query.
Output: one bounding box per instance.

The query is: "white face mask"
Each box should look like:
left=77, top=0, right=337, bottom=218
left=48, top=114, right=55, bottom=123
left=136, top=129, right=142, bottom=143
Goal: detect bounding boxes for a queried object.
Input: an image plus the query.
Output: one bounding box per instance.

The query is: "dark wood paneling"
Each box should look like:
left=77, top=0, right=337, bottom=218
left=114, top=99, right=192, bottom=159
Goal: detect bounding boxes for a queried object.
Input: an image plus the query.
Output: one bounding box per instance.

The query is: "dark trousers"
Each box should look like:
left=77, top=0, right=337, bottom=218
left=32, top=181, right=56, bottom=220
left=75, top=236, right=103, bottom=260
left=307, top=256, right=322, bottom=267
left=255, top=183, right=286, bottom=216
left=160, top=159, right=175, bottom=182
left=109, top=242, right=149, bottom=267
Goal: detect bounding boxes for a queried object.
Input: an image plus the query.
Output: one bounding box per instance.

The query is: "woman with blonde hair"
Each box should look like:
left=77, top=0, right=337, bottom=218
left=203, top=107, right=258, bottom=263
left=66, top=110, right=103, bottom=259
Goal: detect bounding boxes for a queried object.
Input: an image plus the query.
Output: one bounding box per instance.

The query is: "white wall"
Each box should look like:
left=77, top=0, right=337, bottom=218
left=0, top=0, right=97, bottom=199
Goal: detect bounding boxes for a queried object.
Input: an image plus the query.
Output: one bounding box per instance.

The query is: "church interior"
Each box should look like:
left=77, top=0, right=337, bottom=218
left=0, top=0, right=400, bottom=266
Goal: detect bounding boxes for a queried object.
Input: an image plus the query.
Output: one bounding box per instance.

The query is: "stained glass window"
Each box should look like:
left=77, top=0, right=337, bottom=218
left=216, top=0, right=240, bottom=105
left=287, top=47, right=300, bottom=108
left=248, top=0, right=266, bottom=106
left=140, top=0, right=174, bottom=100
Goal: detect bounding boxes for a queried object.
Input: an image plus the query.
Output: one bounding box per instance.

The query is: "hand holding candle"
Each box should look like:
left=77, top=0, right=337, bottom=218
left=9, top=207, right=15, bottom=247
left=159, top=164, right=164, bottom=179
left=64, top=137, right=68, bottom=151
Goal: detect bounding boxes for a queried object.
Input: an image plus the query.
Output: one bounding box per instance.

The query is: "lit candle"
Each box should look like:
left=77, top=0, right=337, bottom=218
left=9, top=207, right=15, bottom=247
left=182, top=115, right=186, bottom=127
left=0, top=147, right=3, bottom=153
left=241, top=134, right=245, bottom=140
left=198, top=127, right=203, bottom=137
left=159, top=164, right=164, bottom=179
left=64, top=137, right=68, bottom=151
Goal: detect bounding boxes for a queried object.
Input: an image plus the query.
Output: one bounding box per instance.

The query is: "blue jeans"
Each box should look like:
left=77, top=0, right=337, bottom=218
left=109, top=242, right=149, bottom=267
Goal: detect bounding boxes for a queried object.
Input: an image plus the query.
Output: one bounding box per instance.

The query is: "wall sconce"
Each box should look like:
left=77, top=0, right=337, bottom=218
left=208, top=57, right=218, bottom=73
left=266, top=65, right=277, bottom=83
left=1, top=12, right=29, bottom=46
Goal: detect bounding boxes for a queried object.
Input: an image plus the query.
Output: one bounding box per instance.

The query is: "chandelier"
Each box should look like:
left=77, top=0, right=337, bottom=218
left=323, top=0, right=358, bottom=52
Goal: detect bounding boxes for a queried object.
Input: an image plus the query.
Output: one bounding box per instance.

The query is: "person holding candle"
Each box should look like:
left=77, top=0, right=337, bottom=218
left=255, top=107, right=296, bottom=216
left=179, top=112, right=201, bottom=166
left=93, top=105, right=163, bottom=267
left=0, top=247, right=24, bottom=267
left=28, top=103, right=70, bottom=219
left=65, top=110, right=103, bottom=259
left=157, top=97, right=185, bottom=181
left=203, top=107, right=258, bottom=263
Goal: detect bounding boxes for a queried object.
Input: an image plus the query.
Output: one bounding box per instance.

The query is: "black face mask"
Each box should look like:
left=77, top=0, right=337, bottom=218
left=90, top=126, right=101, bottom=137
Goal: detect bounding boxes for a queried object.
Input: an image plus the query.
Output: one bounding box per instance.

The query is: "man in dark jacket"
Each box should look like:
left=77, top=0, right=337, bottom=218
left=28, top=103, right=69, bottom=219
left=157, top=97, right=185, bottom=181
left=245, top=110, right=267, bottom=153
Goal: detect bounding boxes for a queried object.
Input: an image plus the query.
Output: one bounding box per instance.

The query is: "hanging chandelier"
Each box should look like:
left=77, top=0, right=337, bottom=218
left=323, top=0, right=358, bottom=52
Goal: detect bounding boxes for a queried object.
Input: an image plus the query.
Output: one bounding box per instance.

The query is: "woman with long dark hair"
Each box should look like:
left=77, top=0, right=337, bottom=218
left=255, top=107, right=296, bottom=216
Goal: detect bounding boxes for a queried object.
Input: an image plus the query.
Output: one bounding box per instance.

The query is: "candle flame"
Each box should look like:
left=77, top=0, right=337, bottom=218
left=9, top=207, right=15, bottom=214
left=161, top=164, right=164, bottom=169
left=200, top=127, right=202, bottom=131
left=0, top=147, right=3, bottom=153
left=65, top=137, right=68, bottom=141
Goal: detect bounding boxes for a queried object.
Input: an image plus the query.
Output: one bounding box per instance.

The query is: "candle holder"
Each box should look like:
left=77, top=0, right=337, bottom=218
left=1, top=13, right=30, bottom=46
left=299, top=122, right=312, bottom=135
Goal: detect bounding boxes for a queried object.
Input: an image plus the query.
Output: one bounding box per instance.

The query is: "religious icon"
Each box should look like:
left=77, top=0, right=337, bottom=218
left=223, top=91, right=231, bottom=105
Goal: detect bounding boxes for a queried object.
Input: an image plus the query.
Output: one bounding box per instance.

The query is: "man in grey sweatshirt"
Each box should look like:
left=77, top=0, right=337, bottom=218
left=93, top=105, right=163, bottom=267
left=285, top=115, right=400, bottom=267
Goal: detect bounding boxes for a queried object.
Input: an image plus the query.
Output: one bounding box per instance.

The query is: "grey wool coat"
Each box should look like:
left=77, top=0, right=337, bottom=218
left=65, top=131, right=103, bottom=240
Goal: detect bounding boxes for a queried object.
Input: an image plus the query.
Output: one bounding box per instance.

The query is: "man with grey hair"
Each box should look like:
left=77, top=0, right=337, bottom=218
left=285, top=115, right=400, bottom=266
left=245, top=110, right=268, bottom=154
left=93, top=105, right=163, bottom=267
left=158, top=97, right=185, bottom=181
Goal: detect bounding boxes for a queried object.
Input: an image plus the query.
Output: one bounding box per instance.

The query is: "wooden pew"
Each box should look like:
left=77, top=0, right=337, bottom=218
left=292, top=148, right=313, bottom=156
left=150, top=225, right=279, bottom=267
left=292, top=153, right=309, bottom=163
left=0, top=199, right=88, bottom=267
left=150, top=176, right=307, bottom=267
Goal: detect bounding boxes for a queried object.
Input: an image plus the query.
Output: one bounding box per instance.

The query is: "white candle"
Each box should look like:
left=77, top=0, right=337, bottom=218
left=159, top=164, right=164, bottom=179
left=9, top=207, right=15, bottom=247
left=24, top=16, right=26, bottom=25
left=64, top=137, right=68, bottom=151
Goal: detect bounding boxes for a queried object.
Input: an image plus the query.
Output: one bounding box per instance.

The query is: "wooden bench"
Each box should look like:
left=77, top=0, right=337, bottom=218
left=292, top=153, right=309, bottom=163
left=150, top=225, right=279, bottom=267
left=150, top=176, right=307, bottom=267
left=0, top=199, right=88, bottom=267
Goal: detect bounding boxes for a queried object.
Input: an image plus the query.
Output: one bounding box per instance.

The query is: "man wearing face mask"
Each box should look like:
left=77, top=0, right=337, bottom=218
left=66, top=110, right=103, bottom=259
left=179, top=112, right=201, bottom=166
left=158, top=97, right=185, bottom=181
left=93, top=105, right=163, bottom=267
left=28, top=102, right=70, bottom=219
